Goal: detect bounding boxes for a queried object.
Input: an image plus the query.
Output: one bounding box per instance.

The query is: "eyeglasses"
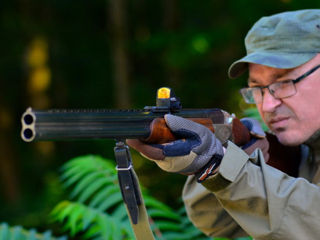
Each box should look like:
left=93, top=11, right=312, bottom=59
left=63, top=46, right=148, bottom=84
left=240, top=64, right=320, bottom=104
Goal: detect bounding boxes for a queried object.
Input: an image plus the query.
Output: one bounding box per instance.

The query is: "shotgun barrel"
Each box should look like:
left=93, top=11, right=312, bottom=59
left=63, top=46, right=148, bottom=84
left=21, top=107, right=236, bottom=143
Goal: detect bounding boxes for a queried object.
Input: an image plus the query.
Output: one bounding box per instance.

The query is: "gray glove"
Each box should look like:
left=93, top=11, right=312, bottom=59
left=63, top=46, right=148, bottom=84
left=127, top=114, right=224, bottom=180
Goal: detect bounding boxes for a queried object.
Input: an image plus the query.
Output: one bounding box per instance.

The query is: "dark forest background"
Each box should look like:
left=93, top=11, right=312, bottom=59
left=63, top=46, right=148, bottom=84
left=1, top=0, right=319, bottom=235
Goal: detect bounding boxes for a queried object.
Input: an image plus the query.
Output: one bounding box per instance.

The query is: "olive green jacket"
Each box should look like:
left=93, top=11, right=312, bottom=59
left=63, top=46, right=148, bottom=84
left=182, top=141, right=320, bottom=240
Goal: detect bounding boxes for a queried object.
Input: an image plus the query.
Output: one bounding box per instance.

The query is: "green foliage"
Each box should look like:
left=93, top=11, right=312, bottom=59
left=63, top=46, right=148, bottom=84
left=51, top=201, right=131, bottom=240
left=243, top=107, right=269, bottom=131
left=51, top=155, right=210, bottom=240
left=0, top=223, right=66, bottom=240
left=51, top=155, right=132, bottom=239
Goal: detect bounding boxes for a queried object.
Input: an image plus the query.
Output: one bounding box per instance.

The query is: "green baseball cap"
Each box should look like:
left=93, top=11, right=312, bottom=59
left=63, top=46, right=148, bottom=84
left=228, top=9, right=320, bottom=79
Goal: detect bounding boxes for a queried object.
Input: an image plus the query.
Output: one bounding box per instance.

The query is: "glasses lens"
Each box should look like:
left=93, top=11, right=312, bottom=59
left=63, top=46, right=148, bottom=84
left=240, top=88, right=261, bottom=104
left=270, top=80, right=296, bottom=99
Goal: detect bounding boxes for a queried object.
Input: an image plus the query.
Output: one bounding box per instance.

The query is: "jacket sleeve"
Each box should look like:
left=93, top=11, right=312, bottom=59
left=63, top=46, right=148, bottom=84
left=183, top=141, right=320, bottom=240
left=183, top=175, right=248, bottom=237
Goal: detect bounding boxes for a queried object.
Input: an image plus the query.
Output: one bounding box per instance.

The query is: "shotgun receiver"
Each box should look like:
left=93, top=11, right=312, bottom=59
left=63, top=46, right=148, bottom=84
left=21, top=87, right=250, bottom=145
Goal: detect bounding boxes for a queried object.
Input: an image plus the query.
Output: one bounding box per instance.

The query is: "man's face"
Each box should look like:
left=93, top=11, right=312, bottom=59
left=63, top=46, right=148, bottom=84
left=248, top=54, right=320, bottom=146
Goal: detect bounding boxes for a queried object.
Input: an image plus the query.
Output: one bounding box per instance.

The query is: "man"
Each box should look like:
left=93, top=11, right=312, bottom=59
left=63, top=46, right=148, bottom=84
left=127, top=9, right=320, bottom=239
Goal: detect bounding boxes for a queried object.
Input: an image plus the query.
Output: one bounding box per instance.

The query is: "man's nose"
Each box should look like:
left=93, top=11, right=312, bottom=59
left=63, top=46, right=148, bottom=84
left=261, top=89, right=282, bottom=112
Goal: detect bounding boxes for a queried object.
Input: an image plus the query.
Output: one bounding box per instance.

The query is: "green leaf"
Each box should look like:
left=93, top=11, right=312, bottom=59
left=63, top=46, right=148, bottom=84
left=0, top=223, right=67, bottom=240
left=77, top=176, right=112, bottom=203
left=96, top=215, right=113, bottom=240
left=162, top=232, right=194, bottom=240
left=50, top=200, right=70, bottom=218
left=0, top=223, right=9, bottom=240
left=43, top=231, right=52, bottom=240
left=12, top=226, right=24, bottom=240
left=53, top=202, right=96, bottom=236
left=88, top=185, right=120, bottom=209
left=119, top=220, right=134, bottom=239
left=82, top=208, right=98, bottom=229
left=62, top=169, right=89, bottom=188
left=82, top=224, right=101, bottom=239
left=111, top=204, right=127, bottom=220
left=61, top=162, right=83, bottom=179
left=69, top=172, right=103, bottom=199
left=147, top=209, right=180, bottom=221
left=152, top=221, right=181, bottom=232
left=55, top=201, right=77, bottom=222
left=27, top=229, right=37, bottom=240
left=144, top=196, right=173, bottom=212
left=67, top=204, right=85, bottom=236
left=62, top=155, right=115, bottom=180
left=96, top=191, right=123, bottom=212
left=110, top=218, right=122, bottom=240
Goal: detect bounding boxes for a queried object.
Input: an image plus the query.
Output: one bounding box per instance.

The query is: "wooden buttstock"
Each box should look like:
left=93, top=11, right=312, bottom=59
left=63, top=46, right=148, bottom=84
left=143, top=117, right=251, bottom=145
left=231, top=118, right=251, bottom=146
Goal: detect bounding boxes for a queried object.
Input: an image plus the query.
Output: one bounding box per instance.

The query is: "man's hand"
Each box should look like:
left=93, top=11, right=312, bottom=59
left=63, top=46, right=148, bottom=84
left=127, top=114, right=224, bottom=180
left=240, top=118, right=269, bottom=162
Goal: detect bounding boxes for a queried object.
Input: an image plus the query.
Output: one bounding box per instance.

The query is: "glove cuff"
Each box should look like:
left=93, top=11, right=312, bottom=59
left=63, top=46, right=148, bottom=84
left=195, top=154, right=223, bottom=183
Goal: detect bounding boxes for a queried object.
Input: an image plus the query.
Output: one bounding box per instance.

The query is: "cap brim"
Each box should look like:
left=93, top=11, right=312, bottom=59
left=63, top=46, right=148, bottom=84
left=228, top=52, right=317, bottom=79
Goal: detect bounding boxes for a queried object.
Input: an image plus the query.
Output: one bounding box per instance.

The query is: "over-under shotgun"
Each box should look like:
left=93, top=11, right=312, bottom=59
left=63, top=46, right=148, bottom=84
left=21, top=87, right=250, bottom=145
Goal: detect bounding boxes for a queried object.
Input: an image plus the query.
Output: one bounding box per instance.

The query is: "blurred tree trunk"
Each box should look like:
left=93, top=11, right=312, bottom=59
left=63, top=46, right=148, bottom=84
left=163, top=0, right=181, bottom=89
left=0, top=103, right=20, bottom=203
left=109, top=0, right=131, bottom=108
left=164, top=0, right=178, bottom=31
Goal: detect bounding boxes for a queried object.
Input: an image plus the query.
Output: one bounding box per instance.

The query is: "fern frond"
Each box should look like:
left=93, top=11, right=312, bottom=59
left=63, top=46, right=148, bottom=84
left=60, top=155, right=124, bottom=215
left=51, top=201, right=96, bottom=237
left=76, top=175, right=114, bottom=203
left=53, top=155, right=212, bottom=239
left=61, top=156, right=116, bottom=200
left=111, top=204, right=127, bottom=221
left=147, top=208, right=180, bottom=221
left=144, top=195, right=176, bottom=213
left=0, top=223, right=67, bottom=240
left=96, top=191, right=123, bottom=212
left=88, top=185, right=120, bottom=209
left=61, top=155, right=116, bottom=186
left=50, top=201, right=134, bottom=239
